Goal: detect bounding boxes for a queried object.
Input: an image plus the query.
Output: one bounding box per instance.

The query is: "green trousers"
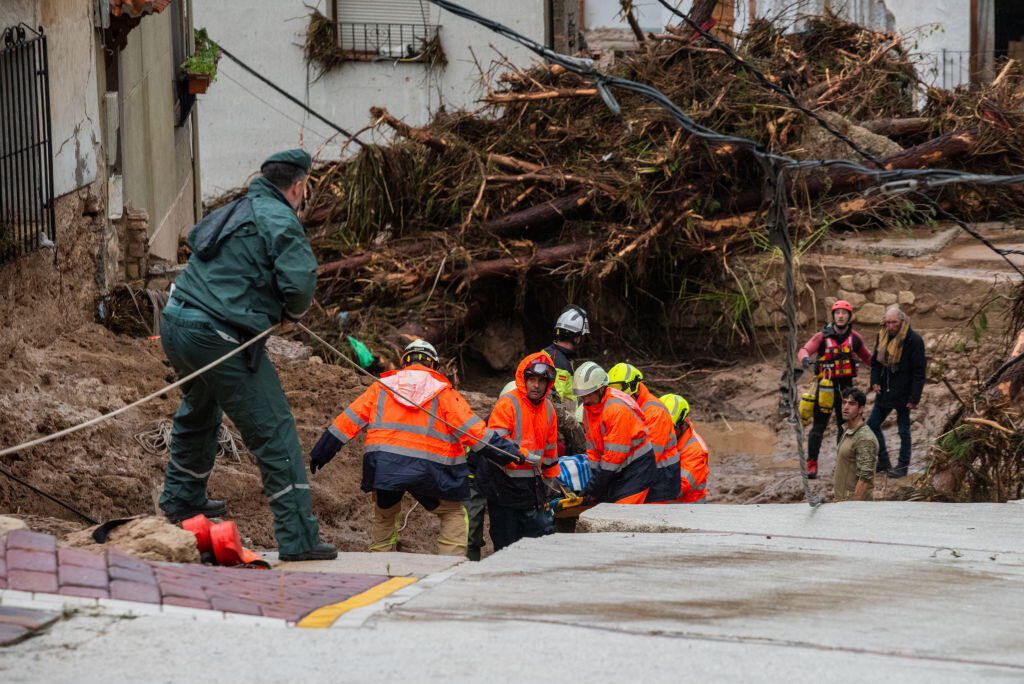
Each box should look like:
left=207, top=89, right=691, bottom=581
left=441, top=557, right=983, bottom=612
left=158, top=301, right=320, bottom=555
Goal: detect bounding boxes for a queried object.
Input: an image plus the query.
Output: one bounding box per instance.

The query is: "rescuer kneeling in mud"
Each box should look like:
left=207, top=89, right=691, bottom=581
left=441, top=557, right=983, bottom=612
left=659, top=394, right=710, bottom=503
left=797, top=299, right=873, bottom=479
left=476, top=353, right=560, bottom=551
left=158, top=149, right=335, bottom=562
left=308, top=340, right=523, bottom=555
left=833, top=388, right=879, bottom=501
left=573, top=362, right=657, bottom=504
left=606, top=363, right=681, bottom=502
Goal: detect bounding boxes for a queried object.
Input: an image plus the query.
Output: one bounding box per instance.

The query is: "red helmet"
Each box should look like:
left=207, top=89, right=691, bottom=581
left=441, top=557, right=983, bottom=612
left=831, top=300, right=853, bottom=314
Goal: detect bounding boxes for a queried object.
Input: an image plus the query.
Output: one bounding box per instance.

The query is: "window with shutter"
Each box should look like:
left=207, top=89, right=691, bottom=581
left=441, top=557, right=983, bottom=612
left=331, top=0, right=440, bottom=62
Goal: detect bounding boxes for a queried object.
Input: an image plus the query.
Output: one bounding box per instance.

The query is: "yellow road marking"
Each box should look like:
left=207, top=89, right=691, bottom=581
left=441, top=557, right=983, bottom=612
left=296, top=576, right=418, bottom=629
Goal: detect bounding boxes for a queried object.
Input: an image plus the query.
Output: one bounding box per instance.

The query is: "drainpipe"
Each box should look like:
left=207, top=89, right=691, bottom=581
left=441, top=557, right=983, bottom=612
left=187, top=0, right=203, bottom=225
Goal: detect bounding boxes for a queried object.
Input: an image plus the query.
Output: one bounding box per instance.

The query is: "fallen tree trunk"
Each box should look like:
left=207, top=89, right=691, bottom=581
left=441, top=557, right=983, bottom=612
left=860, top=117, right=932, bottom=137
left=721, top=126, right=981, bottom=214
left=318, top=239, right=434, bottom=277
left=482, top=191, right=593, bottom=235
left=455, top=239, right=596, bottom=279
left=484, top=88, right=598, bottom=104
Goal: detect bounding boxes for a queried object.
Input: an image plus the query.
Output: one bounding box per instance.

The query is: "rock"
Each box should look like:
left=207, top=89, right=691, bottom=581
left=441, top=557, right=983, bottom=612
left=852, top=272, right=872, bottom=292
left=936, top=302, right=965, bottom=320
left=874, top=291, right=898, bottom=305
left=836, top=290, right=866, bottom=307
left=796, top=311, right=808, bottom=327
left=932, top=465, right=965, bottom=499
left=869, top=273, right=882, bottom=289
left=914, top=292, right=936, bottom=315
left=838, top=274, right=855, bottom=291
left=266, top=335, right=312, bottom=361
left=793, top=110, right=904, bottom=162
left=857, top=303, right=886, bottom=324
left=470, top=320, right=525, bottom=372
left=897, top=290, right=915, bottom=305
left=64, top=516, right=201, bottom=564
left=824, top=296, right=836, bottom=310
left=752, top=305, right=772, bottom=328
left=0, top=516, right=28, bottom=536
left=309, top=355, right=324, bottom=364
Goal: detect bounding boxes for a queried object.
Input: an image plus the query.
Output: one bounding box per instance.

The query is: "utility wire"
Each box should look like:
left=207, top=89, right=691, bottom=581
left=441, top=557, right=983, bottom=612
left=220, top=70, right=334, bottom=143
left=0, top=462, right=99, bottom=524
left=218, top=45, right=365, bottom=147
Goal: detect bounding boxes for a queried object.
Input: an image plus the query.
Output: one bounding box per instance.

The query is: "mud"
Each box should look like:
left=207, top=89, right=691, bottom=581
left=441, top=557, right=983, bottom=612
left=64, top=516, right=201, bottom=563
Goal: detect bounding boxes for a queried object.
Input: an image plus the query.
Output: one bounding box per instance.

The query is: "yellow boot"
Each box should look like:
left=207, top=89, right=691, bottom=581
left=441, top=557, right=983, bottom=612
left=369, top=493, right=401, bottom=552
left=435, top=500, right=468, bottom=556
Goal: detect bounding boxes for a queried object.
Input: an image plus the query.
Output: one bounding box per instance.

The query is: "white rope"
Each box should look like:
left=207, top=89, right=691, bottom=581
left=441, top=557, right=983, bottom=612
left=134, top=419, right=243, bottom=463
left=0, top=326, right=276, bottom=458
left=397, top=501, right=421, bottom=533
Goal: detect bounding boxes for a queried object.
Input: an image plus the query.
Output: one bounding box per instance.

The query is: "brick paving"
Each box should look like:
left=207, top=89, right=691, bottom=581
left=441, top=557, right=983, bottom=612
left=0, top=530, right=388, bottom=626
left=0, top=606, right=61, bottom=646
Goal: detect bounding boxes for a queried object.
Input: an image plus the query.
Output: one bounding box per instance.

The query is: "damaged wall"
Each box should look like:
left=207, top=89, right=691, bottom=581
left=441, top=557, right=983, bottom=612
left=194, top=0, right=547, bottom=201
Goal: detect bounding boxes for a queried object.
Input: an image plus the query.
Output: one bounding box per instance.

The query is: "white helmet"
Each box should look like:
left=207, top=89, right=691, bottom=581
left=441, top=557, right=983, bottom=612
left=555, top=305, right=589, bottom=337
left=499, top=380, right=517, bottom=397
left=402, top=339, right=439, bottom=366
left=572, top=361, right=608, bottom=397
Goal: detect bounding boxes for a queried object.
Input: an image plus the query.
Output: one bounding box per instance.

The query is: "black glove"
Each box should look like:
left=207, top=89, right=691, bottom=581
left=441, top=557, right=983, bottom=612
left=801, top=357, right=812, bottom=371
left=243, top=336, right=268, bottom=373
left=309, top=430, right=343, bottom=473
left=482, top=433, right=524, bottom=466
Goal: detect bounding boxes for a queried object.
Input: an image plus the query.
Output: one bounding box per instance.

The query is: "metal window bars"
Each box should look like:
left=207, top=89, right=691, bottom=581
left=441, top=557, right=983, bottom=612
left=335, top=22, right=440, bottom=62
left=0, top=24, right=55, bottom=266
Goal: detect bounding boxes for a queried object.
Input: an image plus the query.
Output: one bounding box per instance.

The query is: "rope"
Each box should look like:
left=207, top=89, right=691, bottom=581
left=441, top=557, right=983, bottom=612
left=397, top=500, right=421, bottom=533
left=0, top=326, right=276, bottom=458
left=134, top=419, right=244, bottom=463
left=218, top=46, right=365, bottom=147
left=295, top=322, right=528, bottom=466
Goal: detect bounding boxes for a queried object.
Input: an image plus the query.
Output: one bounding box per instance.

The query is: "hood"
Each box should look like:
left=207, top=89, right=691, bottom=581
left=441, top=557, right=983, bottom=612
left=247, top=176, right=296, bottom=211
left=584, top=386, right=642, bottom=419
left=823, top=322, right=852, bottom=339
left=380, top=364, right=451, bottom=408
left=514, top=352, right=555, bottom=405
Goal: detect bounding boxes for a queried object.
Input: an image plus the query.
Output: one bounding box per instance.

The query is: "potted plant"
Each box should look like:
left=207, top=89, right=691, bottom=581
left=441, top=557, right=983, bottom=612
left=181, top=28, right=220, bottom=94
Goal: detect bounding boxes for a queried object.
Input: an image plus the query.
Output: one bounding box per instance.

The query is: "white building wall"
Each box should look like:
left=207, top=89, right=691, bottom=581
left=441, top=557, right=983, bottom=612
left=1, top=0, right=101, bottom=196
left=195, top=0, right=546, bottom=200
left=584, top=0, right=971, bottom=87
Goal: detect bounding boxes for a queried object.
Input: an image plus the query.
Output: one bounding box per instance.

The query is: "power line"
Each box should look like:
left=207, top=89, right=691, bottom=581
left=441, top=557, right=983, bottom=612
left=218, top=45, right=365, bottom=147
left=220, top=70, right=335, bottom=143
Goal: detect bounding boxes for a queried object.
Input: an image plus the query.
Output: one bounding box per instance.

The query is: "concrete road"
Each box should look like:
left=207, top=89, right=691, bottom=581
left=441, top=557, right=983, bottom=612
left=4, top=503, right=1023, bottom=682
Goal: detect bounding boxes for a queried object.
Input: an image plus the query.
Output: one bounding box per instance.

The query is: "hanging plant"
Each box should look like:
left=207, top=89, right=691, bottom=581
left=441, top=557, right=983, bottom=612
left=181, top=27, right=221, bottom=94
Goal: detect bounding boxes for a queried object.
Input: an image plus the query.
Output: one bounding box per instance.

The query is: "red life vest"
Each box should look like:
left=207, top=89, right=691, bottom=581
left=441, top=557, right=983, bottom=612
left=818, top=330, right=859, bottom=379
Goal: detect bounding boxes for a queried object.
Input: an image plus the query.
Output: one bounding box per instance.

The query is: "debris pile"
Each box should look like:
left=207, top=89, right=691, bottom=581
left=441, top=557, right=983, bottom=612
left=280, top=10, right=1024, bottom=359
left=918, top=288, right=1024, bottom=502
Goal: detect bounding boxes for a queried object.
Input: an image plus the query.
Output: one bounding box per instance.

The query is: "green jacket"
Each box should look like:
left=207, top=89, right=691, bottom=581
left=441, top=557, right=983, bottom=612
left=172, top=177, right=317, bottom=334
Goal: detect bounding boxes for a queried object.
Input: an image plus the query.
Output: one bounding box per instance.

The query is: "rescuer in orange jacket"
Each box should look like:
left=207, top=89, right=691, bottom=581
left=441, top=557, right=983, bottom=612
left=308, top=340, right=523, bottom=555
left=659, top=394, right=709, bottom=503
left=607, top=363, right=682, bottom=502
left=573, top=362, right=657, bottom=504
left=477, top=353, right=560, bottom=550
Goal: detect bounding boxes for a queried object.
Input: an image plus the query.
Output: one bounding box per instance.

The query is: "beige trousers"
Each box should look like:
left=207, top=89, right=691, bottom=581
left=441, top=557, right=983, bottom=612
left=368, top=494, right=467, bottom=555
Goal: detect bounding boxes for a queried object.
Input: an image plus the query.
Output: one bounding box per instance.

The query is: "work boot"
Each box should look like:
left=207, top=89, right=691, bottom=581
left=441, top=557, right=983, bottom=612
left=466, top=546, right=481, bottom=562
left=806, top=460, right=818, bottom=480
left=162, top=499, right=227, bottom=524
left=280, top=542, right=338, bottom=562
left=887, top=466, right=909, bottom=479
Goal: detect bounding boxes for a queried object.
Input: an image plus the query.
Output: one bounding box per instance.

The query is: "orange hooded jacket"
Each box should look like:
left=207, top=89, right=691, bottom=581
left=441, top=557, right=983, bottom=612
left=635, top=382, right=682, bottom=502
left=581, top=387, right=658, bottom=503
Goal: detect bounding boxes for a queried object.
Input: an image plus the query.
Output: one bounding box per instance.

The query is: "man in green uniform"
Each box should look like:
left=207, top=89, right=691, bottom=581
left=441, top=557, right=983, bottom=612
left=158, top=149, right=336, bottom=561
left=833, top=388, right=879, bottom=502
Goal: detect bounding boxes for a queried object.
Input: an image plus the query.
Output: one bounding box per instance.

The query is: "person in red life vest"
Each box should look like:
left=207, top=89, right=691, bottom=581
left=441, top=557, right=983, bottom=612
left=797, top=300, right=873, bottom=479
left=573, top=361, right=657, bottom=504
left=659, top=394, right=709, bottom=503
left=308, top=339, right=523, bottom=555
left=476, top=353, right=560, bottom=551
left=606, top=363, right=681, bottom=502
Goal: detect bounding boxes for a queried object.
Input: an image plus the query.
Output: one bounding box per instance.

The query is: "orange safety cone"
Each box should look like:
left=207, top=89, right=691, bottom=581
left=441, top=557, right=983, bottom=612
left=209, top=520, right=270, bottom=569
left=183, top=514, right=214, bottom=555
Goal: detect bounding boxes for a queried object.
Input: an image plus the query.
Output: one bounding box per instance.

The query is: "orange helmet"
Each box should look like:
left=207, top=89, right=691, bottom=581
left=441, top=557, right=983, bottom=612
left=831, top=300, right=853, bottom=314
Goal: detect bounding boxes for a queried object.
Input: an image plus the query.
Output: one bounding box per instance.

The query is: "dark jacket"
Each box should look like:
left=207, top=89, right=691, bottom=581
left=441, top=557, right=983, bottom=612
left=870, top=327, right=927, bottom=408
left=172, top=177, right=317, bottom=334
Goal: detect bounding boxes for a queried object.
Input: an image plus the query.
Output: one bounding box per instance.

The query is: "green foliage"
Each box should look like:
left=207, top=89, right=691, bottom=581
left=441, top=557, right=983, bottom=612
left=181, top=28, right=220, bottom=79
left=938, top=425, right=975, bottom=462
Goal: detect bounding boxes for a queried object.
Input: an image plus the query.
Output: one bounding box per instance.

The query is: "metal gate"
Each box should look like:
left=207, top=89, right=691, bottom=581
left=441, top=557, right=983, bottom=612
left=0, top=24, right=55, bottom=266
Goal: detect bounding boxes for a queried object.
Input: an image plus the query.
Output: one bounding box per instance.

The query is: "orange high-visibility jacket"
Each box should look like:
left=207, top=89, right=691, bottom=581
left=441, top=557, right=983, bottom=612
left=479, top=352, right=559, bottom=508
left=582, top=387, right=657, bottom=503
left=635, top=382, right=682, bottom=502
left=329, top=364, right=493, bottom=501
left=672, top=421, right=709, bottom=503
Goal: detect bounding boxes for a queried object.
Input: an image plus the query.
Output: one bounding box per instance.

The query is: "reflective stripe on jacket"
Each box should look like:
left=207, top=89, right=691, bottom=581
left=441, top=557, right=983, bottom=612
left=330, top=364, right=490, bottom=501
left=542, top=344, right=575, bottom=403
left=479, top=352, right=559, bottom=509
left=636, top=382, right=682, bottom=502
left=581, top=387, right=657, bottom=503
left=671, top=422, right=709, bottom=503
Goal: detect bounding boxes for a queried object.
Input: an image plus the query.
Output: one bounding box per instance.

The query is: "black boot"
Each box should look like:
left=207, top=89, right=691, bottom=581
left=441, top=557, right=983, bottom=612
left=162, top=499, right=227, bottom=524
left=280, top=542, right=338, bottom=561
